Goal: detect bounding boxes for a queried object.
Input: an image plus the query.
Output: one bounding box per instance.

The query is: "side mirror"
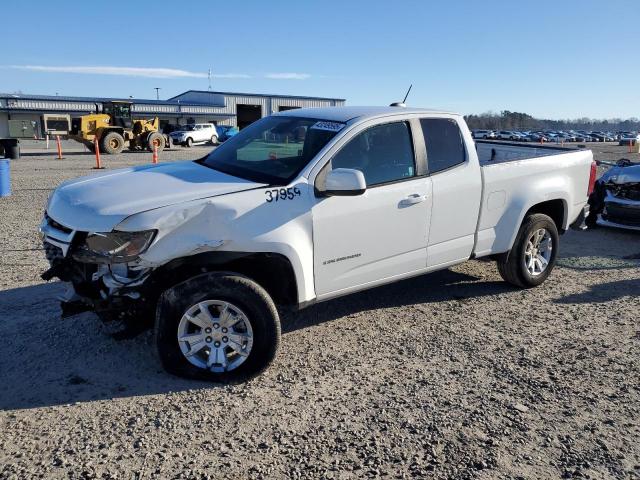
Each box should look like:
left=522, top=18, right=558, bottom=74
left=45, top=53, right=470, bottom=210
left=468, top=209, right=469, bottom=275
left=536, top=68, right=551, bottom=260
left=323, top=168, right=366, bottom=196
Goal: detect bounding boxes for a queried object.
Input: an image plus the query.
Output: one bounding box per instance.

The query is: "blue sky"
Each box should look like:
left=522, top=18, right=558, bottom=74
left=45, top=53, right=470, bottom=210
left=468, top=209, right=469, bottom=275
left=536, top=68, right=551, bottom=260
left=1, top=0, right=638, bottom=119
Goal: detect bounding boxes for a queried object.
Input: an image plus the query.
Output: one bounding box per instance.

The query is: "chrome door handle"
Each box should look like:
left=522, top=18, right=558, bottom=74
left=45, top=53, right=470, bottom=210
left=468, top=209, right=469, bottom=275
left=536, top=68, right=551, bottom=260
left=399, top=194, right=427, bottom=206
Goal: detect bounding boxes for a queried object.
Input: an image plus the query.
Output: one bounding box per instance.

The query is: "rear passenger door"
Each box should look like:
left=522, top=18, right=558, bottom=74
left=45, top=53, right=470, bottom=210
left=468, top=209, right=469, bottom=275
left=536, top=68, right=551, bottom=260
left=419, top=118, right=482, bottom=267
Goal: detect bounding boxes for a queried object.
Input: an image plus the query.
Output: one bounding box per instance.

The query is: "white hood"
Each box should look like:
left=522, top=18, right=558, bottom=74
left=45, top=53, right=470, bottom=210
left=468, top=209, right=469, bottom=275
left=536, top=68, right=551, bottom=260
left=47, top=161, right=265, bottom=232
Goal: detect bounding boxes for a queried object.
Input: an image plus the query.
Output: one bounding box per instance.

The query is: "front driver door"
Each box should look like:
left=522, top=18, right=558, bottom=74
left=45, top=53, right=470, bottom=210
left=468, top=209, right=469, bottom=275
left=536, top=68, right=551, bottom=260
left=311, top=120, right=432, bottom=298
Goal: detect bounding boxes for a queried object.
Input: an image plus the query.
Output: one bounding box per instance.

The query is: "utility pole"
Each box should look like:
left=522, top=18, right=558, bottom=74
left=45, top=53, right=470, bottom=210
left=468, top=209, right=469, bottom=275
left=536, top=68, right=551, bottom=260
left=208, top=68, right=212, bottom=91
left=154, top=87, right=161, bottom=100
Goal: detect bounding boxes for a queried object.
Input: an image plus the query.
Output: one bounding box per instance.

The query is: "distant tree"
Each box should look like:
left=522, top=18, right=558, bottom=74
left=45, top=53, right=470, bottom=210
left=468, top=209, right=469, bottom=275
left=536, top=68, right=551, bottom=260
left=464, top=111, right=640, bottom=132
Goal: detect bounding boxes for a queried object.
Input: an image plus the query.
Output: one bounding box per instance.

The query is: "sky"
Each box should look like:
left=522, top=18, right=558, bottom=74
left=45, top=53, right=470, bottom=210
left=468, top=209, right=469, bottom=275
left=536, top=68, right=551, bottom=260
left=1, top=0, right=638, bottom=119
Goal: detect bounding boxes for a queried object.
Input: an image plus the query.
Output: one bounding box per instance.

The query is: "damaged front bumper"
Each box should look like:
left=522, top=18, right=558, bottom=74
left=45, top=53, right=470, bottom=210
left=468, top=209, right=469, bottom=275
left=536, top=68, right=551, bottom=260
left=588, top=161, right=640, bottom=232
left=39, top=214, right=155, bottom=317
left=597, top=192, right=640, bottom=231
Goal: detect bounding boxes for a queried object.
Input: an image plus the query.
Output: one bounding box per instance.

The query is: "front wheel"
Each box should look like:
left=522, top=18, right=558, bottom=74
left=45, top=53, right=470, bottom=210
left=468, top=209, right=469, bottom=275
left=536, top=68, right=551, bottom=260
left=211, top=135, right=218, bottom=145
left=100, top=131, right=126, bottom=154
left=497, top=213, right=559, bottom=288
left=155, top=272, right=281, bottom=382
left=185, top=137, right=193, bottom=148
left=146, top=132, right=166, bottom=152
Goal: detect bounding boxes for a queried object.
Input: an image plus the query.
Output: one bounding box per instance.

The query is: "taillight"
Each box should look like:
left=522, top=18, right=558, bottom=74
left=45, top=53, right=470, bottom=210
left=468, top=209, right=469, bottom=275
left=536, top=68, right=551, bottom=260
left=588, top=161, right=597, bottom=196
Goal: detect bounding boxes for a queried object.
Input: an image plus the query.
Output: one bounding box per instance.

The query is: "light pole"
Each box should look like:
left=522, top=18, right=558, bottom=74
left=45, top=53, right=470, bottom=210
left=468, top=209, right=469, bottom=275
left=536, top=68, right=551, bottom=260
left=154, top=87, right=161, bottom=100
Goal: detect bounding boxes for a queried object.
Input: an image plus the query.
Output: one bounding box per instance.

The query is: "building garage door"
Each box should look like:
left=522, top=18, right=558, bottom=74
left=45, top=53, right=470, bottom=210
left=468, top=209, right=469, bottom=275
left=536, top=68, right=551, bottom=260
left=237, top=104, right=262, bottom=129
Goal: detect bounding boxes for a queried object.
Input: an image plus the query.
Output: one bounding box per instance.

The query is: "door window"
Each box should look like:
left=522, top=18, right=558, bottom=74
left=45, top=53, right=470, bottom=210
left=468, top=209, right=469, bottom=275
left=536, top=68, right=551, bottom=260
left=331, top=122, right=415, bottom=186
left=419, top=118, right=466, bottom=174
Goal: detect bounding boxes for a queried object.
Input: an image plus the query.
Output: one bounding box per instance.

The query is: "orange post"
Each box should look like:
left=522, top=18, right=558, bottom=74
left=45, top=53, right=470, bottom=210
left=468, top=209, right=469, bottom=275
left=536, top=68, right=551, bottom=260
left=152, top=144, right=158, bottom=164
left=56, top=135, right=64, bottom=159
left=93, top=136, right=103, bottom=169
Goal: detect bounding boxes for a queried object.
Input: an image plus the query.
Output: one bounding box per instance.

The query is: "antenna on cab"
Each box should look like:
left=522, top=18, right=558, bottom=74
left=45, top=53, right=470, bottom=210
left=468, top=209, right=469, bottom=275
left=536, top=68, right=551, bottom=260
left=390, top=84, right=412, bottom=107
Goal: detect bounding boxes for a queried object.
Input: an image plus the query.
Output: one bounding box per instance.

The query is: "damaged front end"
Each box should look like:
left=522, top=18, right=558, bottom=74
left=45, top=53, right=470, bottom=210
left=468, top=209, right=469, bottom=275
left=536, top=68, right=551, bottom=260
left=588, top=160, right=640, bottom=231
left=40, top=213, right=158, bottom=326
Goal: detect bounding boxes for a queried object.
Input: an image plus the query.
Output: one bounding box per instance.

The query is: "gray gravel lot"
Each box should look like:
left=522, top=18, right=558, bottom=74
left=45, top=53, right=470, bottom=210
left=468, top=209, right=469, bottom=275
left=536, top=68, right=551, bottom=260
left=0, top=140, right=638, bottom=479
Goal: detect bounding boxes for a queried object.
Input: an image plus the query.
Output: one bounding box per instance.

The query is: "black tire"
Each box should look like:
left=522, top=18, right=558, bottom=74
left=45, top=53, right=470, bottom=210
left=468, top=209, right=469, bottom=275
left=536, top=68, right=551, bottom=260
left=210, top=135, right=218, bottom=145
left=185, top=137, right=193, bottom=148
left=100, top=131, right=125, bottom=154
left=146, top=132, right=166, bottom=152
left=496, top=213, right=559, bottom=288
left=155, top=272, right=281, bottom=382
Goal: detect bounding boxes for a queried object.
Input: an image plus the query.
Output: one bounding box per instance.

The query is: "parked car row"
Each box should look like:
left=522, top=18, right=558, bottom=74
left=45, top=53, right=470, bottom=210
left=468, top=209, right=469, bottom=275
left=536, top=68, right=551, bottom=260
left=472, top=129, right=639, bottom=144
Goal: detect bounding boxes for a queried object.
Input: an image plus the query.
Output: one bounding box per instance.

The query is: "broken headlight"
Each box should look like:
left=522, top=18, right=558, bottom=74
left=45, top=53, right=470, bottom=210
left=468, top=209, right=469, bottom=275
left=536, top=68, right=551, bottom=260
left=73, top=230, right=156, bottom=263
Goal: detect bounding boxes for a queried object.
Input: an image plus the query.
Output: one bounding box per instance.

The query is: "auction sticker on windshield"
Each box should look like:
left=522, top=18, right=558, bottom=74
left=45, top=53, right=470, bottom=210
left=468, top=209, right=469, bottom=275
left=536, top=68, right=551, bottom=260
left=310, top=121, right=345, bottom=132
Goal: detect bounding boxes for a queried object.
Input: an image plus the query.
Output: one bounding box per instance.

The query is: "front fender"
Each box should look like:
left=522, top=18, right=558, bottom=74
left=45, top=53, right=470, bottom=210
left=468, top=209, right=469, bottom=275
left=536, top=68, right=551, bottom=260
left=116, top=183, right=316, bottom=305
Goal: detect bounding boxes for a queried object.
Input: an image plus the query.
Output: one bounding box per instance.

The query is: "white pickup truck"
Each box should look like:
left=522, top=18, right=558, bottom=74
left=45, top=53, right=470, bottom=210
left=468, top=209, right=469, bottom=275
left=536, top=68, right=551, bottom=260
left=40, top=106, right=596, bottom=381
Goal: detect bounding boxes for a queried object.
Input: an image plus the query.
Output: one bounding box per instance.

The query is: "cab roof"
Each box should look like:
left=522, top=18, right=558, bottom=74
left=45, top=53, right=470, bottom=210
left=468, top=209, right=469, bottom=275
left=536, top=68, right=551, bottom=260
left=273, top=105, right=458, bottom=123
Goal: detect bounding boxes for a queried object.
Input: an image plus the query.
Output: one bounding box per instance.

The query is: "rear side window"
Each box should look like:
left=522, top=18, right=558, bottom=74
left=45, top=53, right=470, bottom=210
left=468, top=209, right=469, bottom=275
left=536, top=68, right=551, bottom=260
left=331, top=122, right=415, bottom=186
left=420, top=118, right=466, bottom=174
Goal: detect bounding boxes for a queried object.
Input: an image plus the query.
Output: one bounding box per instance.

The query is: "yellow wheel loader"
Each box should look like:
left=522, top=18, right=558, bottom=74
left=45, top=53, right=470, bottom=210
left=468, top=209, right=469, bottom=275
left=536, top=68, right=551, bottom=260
left=69, top=101, right=170, bottom=154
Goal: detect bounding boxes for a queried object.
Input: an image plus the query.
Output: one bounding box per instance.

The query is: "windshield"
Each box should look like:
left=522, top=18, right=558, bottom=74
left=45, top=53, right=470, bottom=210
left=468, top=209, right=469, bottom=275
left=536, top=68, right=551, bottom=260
left=178, top=125, right=195, bottom=132
left=200, top=116, right=344, bottom=184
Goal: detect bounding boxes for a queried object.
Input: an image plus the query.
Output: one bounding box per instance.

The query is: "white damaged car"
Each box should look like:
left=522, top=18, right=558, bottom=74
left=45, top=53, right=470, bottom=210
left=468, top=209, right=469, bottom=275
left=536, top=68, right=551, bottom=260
left=41, top=106, right=595, bottom=381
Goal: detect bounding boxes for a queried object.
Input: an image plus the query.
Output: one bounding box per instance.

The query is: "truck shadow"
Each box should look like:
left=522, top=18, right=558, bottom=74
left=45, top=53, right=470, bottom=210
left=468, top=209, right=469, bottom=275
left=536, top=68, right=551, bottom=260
left=282, top=268, right=512, bottom=334
left=557, top=228, right=640, bottom=271
left=0, top=270, right=513, bottom=411
left=553, top=277, right=640, bottom=304
left=0, top=283, right=215, bottom=411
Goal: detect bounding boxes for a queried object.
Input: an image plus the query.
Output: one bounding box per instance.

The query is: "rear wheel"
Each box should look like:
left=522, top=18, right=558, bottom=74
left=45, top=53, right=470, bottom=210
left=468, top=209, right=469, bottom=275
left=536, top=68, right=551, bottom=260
left=100, top=131, right=125, bottom=154
left=497, top=213, right=559, bottom=288
left=146, top=132, right=166, bottom=152
left=155, top=272, right=281, bottom=382
left=211, top=135, right=218, bottom=145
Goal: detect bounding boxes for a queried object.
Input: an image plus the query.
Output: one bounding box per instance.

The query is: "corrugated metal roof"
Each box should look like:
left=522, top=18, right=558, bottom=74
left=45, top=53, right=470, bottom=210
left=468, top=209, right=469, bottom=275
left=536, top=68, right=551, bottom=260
left=0, top=92, right=212, bottom=107
left=1, top=90, right=346, bottom=105
left=169, top=90, right=346, bottom=102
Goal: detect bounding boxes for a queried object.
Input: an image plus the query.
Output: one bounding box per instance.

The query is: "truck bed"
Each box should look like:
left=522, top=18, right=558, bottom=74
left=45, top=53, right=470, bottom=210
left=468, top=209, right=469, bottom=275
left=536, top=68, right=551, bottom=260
left=476, top=140, right=577, bottom=165
left=472, top=141, right=594, bottom=258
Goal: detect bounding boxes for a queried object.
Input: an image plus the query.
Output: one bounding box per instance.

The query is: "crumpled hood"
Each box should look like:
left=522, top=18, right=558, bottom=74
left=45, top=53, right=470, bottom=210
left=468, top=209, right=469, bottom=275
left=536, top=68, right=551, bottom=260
left=47, top=161, right=265, bottom=232
left=601, top=163, right=640, bottom=185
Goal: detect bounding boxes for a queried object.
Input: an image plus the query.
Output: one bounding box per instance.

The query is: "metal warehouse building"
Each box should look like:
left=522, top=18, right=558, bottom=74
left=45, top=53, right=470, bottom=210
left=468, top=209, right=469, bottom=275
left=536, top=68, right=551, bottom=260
left=0, top=90, right=346, bottom=138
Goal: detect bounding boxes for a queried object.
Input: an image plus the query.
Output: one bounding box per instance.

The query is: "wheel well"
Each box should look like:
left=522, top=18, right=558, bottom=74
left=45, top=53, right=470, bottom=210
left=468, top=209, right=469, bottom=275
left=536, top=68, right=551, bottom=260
left=526, top=199, right=566, bottom=232
left=152, top=251, right=298, bottom=306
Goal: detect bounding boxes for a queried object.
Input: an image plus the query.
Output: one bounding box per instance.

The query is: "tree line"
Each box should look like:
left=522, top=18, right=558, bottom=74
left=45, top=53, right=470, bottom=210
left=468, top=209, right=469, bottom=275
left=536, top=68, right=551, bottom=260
left=464, top=110, right=640, bottom=132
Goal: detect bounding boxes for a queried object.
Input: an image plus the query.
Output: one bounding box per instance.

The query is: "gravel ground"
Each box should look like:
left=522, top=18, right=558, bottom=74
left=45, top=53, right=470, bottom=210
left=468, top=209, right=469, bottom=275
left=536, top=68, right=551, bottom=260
left=0, top=140, right=638, bottom=479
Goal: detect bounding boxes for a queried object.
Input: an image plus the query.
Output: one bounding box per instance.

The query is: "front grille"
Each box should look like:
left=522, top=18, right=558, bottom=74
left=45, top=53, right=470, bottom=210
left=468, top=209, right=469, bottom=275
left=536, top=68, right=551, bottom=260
left=612, top=186, right=640, bottom=202
left=43, top=241, right=64, bottom=265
